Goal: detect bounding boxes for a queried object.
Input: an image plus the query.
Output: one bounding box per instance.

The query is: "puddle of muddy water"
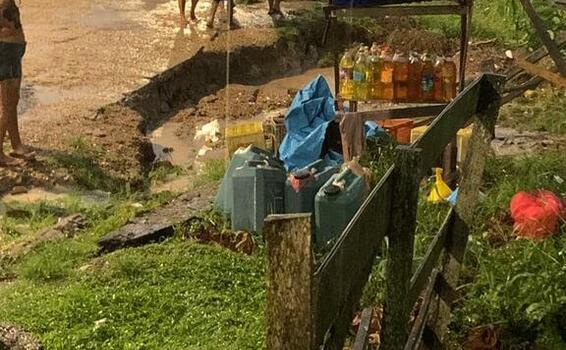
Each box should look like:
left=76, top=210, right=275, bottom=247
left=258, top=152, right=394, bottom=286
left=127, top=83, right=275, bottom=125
left=79, top=5, right=141, bottom=30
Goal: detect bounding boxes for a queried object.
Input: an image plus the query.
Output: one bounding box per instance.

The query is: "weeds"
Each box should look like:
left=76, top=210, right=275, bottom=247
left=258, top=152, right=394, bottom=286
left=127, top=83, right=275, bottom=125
left=451, top=150, right=566, bottom=347
left=192, top=159, right=226, bottom=189
left=420, top=0, right=566, bottom=46
left=498, top=87, right=566, bottom=135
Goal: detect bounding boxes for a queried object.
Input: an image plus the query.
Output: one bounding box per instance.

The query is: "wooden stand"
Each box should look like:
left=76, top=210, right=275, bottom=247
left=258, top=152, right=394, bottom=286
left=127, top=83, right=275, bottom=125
left=322, top=0, right=472, bottom=178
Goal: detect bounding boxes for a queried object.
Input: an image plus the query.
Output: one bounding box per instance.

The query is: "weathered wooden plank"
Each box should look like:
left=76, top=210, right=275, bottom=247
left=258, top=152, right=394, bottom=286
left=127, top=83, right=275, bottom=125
left=431, top=75, right=502, bottom=340
left=335, top=104, right=446, bottom=122
left=515, top=58, right=566, bottom=88
left=518, top=0, right=566, bottom=76
left=505, top=32, right=566, bottom=81
left=97, top=186, right=217, bottom=253
left=404, top=269, right=439, bottom=350
left=435, top=272, right=459, bottom=306
left=314, top=167, right=394, bottom=349
left=381, top=147, right=422, bottom=350
left=330, top=4, right=469, bottom=17
left=408, top=209, right=454, bottom=306
left=352, top=308, right=374, bottom=350
left=412, top=75, right=482, bottom=173
left=265, top=213, right=314, bottom=350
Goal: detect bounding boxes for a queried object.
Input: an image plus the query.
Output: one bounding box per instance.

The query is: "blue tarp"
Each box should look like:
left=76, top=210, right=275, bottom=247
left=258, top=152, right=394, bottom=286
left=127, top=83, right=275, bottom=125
left=279, top=75, right=337, bottom=171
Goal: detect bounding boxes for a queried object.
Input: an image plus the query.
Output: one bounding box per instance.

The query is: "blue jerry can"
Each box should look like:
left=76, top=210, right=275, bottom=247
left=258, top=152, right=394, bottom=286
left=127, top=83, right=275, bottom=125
left=231, top=159, right=286, bottom=233
left=314, top=168, right=368, bottom=246
left=285, top=159, right=339, bottom=215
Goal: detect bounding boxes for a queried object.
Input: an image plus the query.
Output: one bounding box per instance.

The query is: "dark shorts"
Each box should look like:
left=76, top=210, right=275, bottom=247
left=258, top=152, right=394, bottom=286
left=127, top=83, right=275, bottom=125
left=0, top=41, right=26, bottom=81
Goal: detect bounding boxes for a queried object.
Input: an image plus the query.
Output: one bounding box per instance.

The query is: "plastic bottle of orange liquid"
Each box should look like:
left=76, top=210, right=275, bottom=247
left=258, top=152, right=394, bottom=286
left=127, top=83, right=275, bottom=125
left=380, top=47, right=394, bottom=101
left=433, top=56, right=445, bottom=102
left=442, top=57, right=457, bottom=101
left=393, top=51, right=409, bottom=103
left=407, top=52, right=422, bottom=102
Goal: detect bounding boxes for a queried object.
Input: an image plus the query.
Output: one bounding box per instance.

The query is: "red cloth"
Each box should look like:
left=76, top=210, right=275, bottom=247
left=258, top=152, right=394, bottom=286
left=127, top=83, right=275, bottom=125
left=510, top=190, right=565, bottom=239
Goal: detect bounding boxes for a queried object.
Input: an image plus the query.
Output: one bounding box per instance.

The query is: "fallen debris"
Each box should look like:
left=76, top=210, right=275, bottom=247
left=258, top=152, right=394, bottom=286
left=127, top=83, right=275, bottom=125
left=1, top=214, right=86, bottom=259
left=0, top=322, right=43, bottom=350
left=97, top=183, right=218, bottom=253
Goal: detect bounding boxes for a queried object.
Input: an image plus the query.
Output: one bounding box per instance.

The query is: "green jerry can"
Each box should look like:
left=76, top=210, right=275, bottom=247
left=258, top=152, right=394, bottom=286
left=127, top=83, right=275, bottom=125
left=214, top=145, right=275, bottom=217
left=231, top=159, right=286, bottom=233
left=285, top=159, right=339, bottom=215
left=314, top=167, right=368, bottom=246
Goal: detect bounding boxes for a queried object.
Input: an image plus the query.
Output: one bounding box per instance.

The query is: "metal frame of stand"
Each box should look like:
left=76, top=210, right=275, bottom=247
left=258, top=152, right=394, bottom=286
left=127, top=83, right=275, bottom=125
left=322, top=0, right=473, bottom=179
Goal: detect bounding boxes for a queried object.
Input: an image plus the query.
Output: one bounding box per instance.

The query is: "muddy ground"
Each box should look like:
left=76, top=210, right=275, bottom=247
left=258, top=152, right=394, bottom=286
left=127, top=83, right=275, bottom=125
left=0, top=0, right=546, bottom=197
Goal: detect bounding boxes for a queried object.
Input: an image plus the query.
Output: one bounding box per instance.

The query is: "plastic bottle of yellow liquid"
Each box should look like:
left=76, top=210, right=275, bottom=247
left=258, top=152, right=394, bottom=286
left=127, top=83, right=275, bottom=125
left=352, top=47, right=369, bottom=101
left=339, top=49, right=355, bottom=100
left=367, top=43, right=382, bottom=100
left=427, top=168, right=452, bottom=203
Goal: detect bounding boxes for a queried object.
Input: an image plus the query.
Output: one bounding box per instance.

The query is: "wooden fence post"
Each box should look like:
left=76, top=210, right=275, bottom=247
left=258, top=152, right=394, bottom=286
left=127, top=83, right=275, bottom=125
left=381, top=147, right=422, bottom=350
left=265, top=213, right=314, bottom=350
left=431, top=76, right=502, bottom=340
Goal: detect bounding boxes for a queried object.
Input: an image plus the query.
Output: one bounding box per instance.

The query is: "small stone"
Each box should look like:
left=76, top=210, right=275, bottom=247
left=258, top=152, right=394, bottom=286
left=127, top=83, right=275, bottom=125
left=505, top=50, right=513, bottom=59
left=10, top=186, right=28, bottom=195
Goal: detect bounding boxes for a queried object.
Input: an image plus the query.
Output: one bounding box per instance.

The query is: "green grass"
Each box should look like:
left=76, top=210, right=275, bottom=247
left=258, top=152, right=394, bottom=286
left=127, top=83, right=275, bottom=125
left=0, top=243, right=266, bottom=349
left=192, top=159, right=226, bottom=189
left=0, top=191, right=174, bottom=282
left=451, top=151, right=566, bottom=347
left=419, top=0, right=566, bottom=46
left=498, top=87, right=566, bottom=135
left=45, top=137, right=128, bottom=193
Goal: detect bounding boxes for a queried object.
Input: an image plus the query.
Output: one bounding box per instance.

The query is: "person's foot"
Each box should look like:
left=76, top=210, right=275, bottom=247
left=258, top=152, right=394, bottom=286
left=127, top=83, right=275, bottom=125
left=180, top=15, right=188, bottom=28
left=0, top=153, right=22, bottom=167
left=190, top=12, right=197, bottom=21
left=206, top=21, right=214, bottom=28
left=9, top=145, right=36, bottom=161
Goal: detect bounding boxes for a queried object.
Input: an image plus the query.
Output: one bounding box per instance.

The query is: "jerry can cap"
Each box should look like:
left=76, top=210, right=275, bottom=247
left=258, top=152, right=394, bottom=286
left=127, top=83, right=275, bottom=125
left=323, top=184, right=341, bottom=196
left=292, top=168, right=311, bottom=180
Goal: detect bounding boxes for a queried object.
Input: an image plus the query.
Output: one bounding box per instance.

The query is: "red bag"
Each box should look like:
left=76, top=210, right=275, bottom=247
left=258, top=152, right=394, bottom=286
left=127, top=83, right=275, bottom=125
left=510, top=190, right=565, bottom=239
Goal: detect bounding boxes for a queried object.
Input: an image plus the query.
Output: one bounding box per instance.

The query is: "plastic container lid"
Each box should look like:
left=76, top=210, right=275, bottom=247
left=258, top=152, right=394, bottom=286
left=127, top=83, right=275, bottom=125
left=292, top=168, right=312, bottom=180
left=323, top=184, right=342, bottom=196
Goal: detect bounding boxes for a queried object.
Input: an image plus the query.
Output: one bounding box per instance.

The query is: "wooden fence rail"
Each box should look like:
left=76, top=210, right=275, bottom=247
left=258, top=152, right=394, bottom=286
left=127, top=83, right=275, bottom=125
left=265, top=73, right=504, bottom=350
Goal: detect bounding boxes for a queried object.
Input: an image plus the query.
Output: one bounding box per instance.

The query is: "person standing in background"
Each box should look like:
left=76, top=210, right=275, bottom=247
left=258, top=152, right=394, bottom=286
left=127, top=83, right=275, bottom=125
left=0, top=0, right=34, bottom=167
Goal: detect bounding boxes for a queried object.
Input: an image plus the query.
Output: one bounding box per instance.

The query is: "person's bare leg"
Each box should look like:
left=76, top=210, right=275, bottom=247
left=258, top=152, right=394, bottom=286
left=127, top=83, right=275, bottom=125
left=267, top=0, right=274, bottom=14
left=178, top=0, right=187, bottom=27
left=207, top=0, right=220, bottom=28
left=2, top=78, right=32, bottom=159
left=273, top=0, right=282, bottom=14
left=0, top=80, right=21, bottom=166
left=189, top=0, right=198, bottom=20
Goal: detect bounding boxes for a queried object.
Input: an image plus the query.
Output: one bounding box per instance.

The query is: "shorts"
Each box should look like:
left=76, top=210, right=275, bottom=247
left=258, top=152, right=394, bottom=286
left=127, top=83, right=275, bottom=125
left=0, top=41, right=26, bottom=81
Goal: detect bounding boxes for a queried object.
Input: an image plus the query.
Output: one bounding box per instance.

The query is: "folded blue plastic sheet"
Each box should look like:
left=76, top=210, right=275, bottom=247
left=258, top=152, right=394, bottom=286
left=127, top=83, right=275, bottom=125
left=279, top=75, right=337, bottom=171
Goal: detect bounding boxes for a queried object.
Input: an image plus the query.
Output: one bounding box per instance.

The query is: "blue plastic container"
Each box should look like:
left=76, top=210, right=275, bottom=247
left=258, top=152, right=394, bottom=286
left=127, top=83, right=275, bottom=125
left=314, top=168, right=368, bottom=246
left=285, top=159, right=339, bottom=215
left=214, top=145, right=276, bottom=217
left=231, top=159, right=286, bottom=233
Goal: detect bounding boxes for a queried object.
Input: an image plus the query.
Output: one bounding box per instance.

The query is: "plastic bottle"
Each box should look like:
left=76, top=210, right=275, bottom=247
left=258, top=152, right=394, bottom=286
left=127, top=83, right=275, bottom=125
left=339, top=49, right=355, bottom=100
left=433, top=56, right=445, bottom=102
left=393, top=51, right=409, bottom=103
left=442, top=57, right=457, bottom=101
left=352, top=47, right=369, bottom=101
left=367, top=43, right=382, bottom=100
left=407, top=52, right=422, bottom=102
left=420, top=53, right=435, bottom=102
left=380, top=47, right=394, bottom=101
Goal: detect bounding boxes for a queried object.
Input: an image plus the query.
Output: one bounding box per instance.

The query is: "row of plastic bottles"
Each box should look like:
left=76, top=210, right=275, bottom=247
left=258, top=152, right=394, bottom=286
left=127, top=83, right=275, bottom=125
left=339, top=44, right=458, bottom=103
